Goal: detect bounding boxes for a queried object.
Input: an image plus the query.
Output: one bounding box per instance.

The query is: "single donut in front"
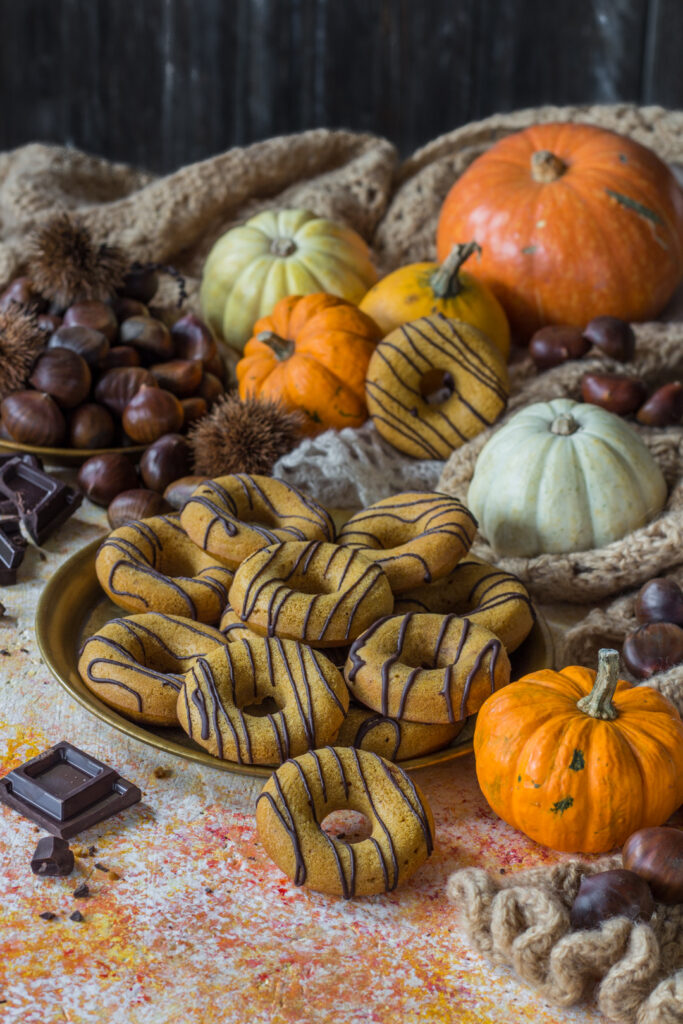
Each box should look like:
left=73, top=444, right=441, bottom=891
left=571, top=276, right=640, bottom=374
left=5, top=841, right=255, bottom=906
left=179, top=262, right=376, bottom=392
left=336, top=703, right=462, bottom=761
left=256, top=746, right=435, bottom=897
left=228, top=540, right=394, bottom=647
left=95, top=515, right=233, bottom=624
left=394, top=556, right=534, bottom=652
left=337, top=491, right=478, bottom=593
left=345, top=613, right=510, bottom=724
left=78, top=613, right=229, bottom=725
left=177, top=637, right=349, bottom=764
left=180, top=474, right=335, bottom=569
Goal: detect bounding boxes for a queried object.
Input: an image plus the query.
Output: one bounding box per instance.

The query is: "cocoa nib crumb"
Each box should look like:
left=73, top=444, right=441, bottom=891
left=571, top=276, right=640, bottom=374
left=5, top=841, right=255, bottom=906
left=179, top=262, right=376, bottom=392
left=39, top=911, right=57, bottom=920
left=69, top=910, right=84, bottom=922
left=153, top=766, right=172, bottom=778
left=205, top=888, right=213, bottom=894
left=94, top=862, right=108, bottom=872
left=72, top=883, right=89, bottom=898
left=88, top=846, right=97, bottom=856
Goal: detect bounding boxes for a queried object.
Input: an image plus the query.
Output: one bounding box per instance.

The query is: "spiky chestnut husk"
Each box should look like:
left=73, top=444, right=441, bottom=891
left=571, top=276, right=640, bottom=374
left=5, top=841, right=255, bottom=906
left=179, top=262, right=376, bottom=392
left=188, top=393, right=303, bottom=477
left=0, top=306, right=47, bottom=400
left=27, top=214, right=128, bottom=308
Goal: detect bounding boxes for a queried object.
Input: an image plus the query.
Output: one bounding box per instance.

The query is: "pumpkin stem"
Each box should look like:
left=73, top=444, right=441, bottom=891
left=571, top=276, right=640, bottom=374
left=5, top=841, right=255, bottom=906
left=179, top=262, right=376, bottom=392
left=270, top=237, right=297, bottom=258
left=550, top=413, right=580, bottom=436
left=429, top=242, right=482, bottom=299
left=576, top=649, right=620, bottom=721
left=531, top=150, right=567, bottom=184
left=257, top=331, right=295, bottom=361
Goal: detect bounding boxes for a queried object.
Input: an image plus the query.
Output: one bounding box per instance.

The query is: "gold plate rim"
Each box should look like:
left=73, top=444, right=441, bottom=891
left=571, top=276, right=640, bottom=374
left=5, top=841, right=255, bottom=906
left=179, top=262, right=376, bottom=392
left=36, top=537, right=555, bottom=779
left=0, top=437, right=146, bottom=467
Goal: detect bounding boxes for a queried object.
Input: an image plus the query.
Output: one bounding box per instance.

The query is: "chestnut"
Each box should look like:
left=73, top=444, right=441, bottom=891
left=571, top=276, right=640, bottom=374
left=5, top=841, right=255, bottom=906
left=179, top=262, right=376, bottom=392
left=580, top=372, right=647, bottom=416
left=164, top=475, right=209, bottom=510
left=77, top=452, right=139, bottom=506
left=118, top=266, right=159, bottom=304
left=622, top=622, right=683, bottom=678
left=622, top=826, right=683, bottom=905
left=94, top=367, right=157, bottom=416
left=204, top=349, right=226, bottom=382
left=48, top=325, right=109, bottom=367
left=69, top=403, right=116, bottom=449
left=171, top=313, right=217, bottom=365
left=36, top=313, right=62, bottom=335
left=570, top=869, right=654, bottom=930
left=107, top=488, right=170, bottom=529
left=0, top=276, right=46, bottom=312
left=29, top=348, right=92, bottom=409
left=636, top=382, right=683, bottom=427
left=99, top=345, right=142, bottom=371
left=583, top=316, right=636, bottom=362
left=180, top=396, right=208, bottom=425
left=197, top=372, right=224, bottom=406
left=635, top=578, right=683, bottom=627
left=122, top=385, right=184, bottom=443
left=1, top=390, right=66, bottom=447
left=150, top=359, right=203, bottom=397
left=140, top=433, right=192, bottom=492
left=109, top=296, right=149, bottom=322
left=63, top=300, right=118, bottom=342
left=119, top=316, right=173, bottom=362
left=529, top=325, right=590, bottom=369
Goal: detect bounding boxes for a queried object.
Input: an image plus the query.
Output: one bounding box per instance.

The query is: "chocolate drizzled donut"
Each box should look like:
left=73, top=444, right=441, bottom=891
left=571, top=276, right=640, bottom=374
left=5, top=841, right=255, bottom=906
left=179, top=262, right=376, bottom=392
left=180, top=474, right=335, bottom=570
left=256, top=746, right=435, bottom=897
left=336, top=703, right=461, bottom=761
left=338, top=491, right=478, bottom=593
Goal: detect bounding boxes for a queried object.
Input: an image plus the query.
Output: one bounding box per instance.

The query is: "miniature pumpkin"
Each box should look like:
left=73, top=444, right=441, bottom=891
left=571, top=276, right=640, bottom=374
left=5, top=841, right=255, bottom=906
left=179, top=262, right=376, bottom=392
left=468, top=398, right=667, bottom=557
left=200, top=209, right=378, bottom=351
left=474, top=648, right=683, bottom=854
left=437, top=123, right=683, bottom=338
left=365, top=314, right=509, bottom=459
left=236, top=292, right=382, bottom=435
left=359, top=243, right=510, bottom=358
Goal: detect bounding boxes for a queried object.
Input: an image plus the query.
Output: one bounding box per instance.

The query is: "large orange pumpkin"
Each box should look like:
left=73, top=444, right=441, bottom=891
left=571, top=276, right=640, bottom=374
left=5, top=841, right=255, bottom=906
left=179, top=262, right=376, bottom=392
left=474, top=649, right=683, bottom=854
left=236, top=293, right=382, bottom=435
left=437, top=123, right=683, bottom=338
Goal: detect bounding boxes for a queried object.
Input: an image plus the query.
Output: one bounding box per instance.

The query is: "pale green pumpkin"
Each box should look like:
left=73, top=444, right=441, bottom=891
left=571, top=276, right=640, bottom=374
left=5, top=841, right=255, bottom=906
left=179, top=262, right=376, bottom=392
left=468, top=398, right=667, bottom=556
left=200, top=209, right=377, bottom=351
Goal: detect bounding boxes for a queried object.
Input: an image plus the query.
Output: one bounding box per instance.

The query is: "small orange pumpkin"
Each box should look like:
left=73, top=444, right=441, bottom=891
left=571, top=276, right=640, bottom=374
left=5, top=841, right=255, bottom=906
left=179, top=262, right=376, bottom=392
left=474, top=649, right=683, bottom=853
left=236, top=293, right=382, bottom=435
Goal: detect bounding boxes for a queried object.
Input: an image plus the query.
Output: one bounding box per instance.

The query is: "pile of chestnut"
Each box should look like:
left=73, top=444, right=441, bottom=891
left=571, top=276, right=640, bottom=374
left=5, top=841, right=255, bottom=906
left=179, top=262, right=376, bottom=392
left=622, top=577, right=683, bottom=679
left=0, top=270, right=225, bottom=450
left=529, top=315, right=682, bottom=427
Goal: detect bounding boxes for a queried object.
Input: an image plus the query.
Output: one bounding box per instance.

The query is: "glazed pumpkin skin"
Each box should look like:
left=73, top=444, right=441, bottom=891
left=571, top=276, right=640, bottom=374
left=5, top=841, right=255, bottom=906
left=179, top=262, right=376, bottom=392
left=474, top=650, right=683, bottom=854
left=237, top=292, right=382, bottom=435
left=200, top=209, right=378, bottom=351
left=359, top=242, right=511, bottom=358
left=437, top=123, right=683, bottom=338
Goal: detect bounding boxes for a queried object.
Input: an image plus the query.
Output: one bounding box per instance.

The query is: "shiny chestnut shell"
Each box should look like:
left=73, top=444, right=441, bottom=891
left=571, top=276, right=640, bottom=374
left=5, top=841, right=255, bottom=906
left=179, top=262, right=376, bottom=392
left=48, top=325, right=110, bottom=367
left=636, top=382, right=683, bottom=427
left=150, top=359, right=203, bottom=397
left=180, top=397, right=208, bottom=425
left=171, top=313, right=217, bottom=365
left=109, top=296, right=149, bottom=323
left=94, top=367, right=157, bottom=416
left=0, top=276, right=46, bottom=312
left=77, top=452, right=139, bottom=506
left=119, top=266, right=159, bottom=304
left=583, top=316, right=636, bottom=362
left=63, top=300, right=118, bottom=342
left=197, top=372, right=224, bottom=405
left=119, top=316, right=173, bottom=362
left=122, top=385, right=184, bottom=443
left=570, top=869, right=654, bottom=930
left=580, top=372, right=647, bottom=416
left=29, top=348, right=92, bottom=409
left=107, top=488, right=171, bottom=529
left=622, top=622, right=683, bottom=678
left=1, top=390, right=66, bottom=446
left=635, top=578, right=683, bottom=627
left=69, top=403, right=116, bottom=449
left=140, top=433, right=193, bottom=492
left=622, top=826, right=683, bottom=905
left=99, top=345, right=142, bottom=371
left=529, top=325, right=590, bottom=370
left=163, top=475, right=209, bottom=510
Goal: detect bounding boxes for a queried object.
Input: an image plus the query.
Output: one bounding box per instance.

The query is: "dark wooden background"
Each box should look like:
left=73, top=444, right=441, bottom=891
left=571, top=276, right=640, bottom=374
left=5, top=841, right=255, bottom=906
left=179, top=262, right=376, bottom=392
left=2, top=0, right=682, bottom=173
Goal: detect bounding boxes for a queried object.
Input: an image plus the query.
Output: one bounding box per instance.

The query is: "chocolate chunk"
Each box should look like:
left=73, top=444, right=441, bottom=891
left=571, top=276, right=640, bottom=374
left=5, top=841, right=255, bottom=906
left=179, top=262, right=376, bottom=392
left=0, top=740, right=141, bottom=839
left=94, top=862, right=108, bottom=872
left=39, top=911, right=57, bottom=920
left=73, top=882, right=89, bottom=898
left=30, top=836, right=74, bottom=877
left=0, top=458, right=81, bottom=545
left=69, top=910, right=84, bottom=922
left=0, top=515, right=26, bottom=585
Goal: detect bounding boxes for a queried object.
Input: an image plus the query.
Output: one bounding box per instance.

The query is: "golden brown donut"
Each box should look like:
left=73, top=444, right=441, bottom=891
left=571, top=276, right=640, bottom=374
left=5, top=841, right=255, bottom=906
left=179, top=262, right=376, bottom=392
left=337, top=492, right=477, bottom=593
left=394, top=556, right=535, bottom=652
left=345, top=612, right=510, bottom=723
left=177, top=637, right=348, bottom=764
left=336, top=703, right=462, bottom=761
left=95, top=515, right=233, bottom=624
left=256, top=746, right=434, bottom=897
left=228, top=540, right=394, bottom=647
left=78, top=613, right=229, bottom=726
left=219, top=605, right=351, bottom=668
left=180, top=473, right=335, bottom=569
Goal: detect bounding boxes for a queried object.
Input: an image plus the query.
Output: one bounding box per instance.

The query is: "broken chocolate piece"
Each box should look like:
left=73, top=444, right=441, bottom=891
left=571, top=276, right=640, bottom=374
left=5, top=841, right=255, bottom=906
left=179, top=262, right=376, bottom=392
left=70, top=910, right=84, bottom=922
left=0, top=740, right=141, bottom=839
left=73, top=882, right=89, bottom=898
left=39, top=910, right=57, bottom=920
left=0, top=458, right=81, bottom=545
left=30, top=835, right=74, bottom=877
left=0, top=515, right=26, bottom=585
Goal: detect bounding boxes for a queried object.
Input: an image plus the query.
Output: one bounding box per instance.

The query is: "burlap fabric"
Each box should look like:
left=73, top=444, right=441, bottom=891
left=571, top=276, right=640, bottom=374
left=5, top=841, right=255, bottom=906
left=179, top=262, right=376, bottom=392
left=447, top=859, right=683, bottom=1023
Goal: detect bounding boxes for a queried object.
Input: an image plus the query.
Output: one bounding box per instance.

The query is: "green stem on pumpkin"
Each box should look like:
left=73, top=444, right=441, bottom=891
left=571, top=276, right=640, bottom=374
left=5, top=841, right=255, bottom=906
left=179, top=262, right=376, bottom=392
left=257, top=331, right=295, bottom=361
left=531, top=150, right=567, bottom=184
left=576, top=649, right=620, bottom=721
left=550, top=413, right=580, bottom=436
left=429, top=241, right=481, bottom=299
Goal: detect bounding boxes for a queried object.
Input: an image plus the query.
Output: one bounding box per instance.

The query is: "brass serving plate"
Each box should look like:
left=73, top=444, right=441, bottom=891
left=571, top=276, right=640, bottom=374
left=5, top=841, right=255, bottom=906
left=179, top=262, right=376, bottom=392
left=36, top=538, right=555, bottom=778
left=0, top=438, right=146, bottom=467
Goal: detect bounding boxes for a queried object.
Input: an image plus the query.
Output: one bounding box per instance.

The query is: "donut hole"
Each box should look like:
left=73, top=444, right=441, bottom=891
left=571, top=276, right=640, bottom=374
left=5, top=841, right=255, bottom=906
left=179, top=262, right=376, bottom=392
left=419, top=368, right=455, bottom=405
left=321, top=809, right=373, bottom=844
left=241, top=696, right=281, bottom=718
left=287, top=574, right=338, bottom=597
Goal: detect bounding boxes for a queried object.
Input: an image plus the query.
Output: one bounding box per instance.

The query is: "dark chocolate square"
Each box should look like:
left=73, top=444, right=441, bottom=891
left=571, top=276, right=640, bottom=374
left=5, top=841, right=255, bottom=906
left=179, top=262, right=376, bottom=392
left=0, top=459, right=82, bottom=545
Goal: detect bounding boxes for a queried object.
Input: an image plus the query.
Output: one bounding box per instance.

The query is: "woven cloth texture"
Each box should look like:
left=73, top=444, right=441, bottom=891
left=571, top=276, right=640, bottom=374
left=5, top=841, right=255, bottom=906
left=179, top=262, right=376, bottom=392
left=447, top=859, right=683, bottom=1023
